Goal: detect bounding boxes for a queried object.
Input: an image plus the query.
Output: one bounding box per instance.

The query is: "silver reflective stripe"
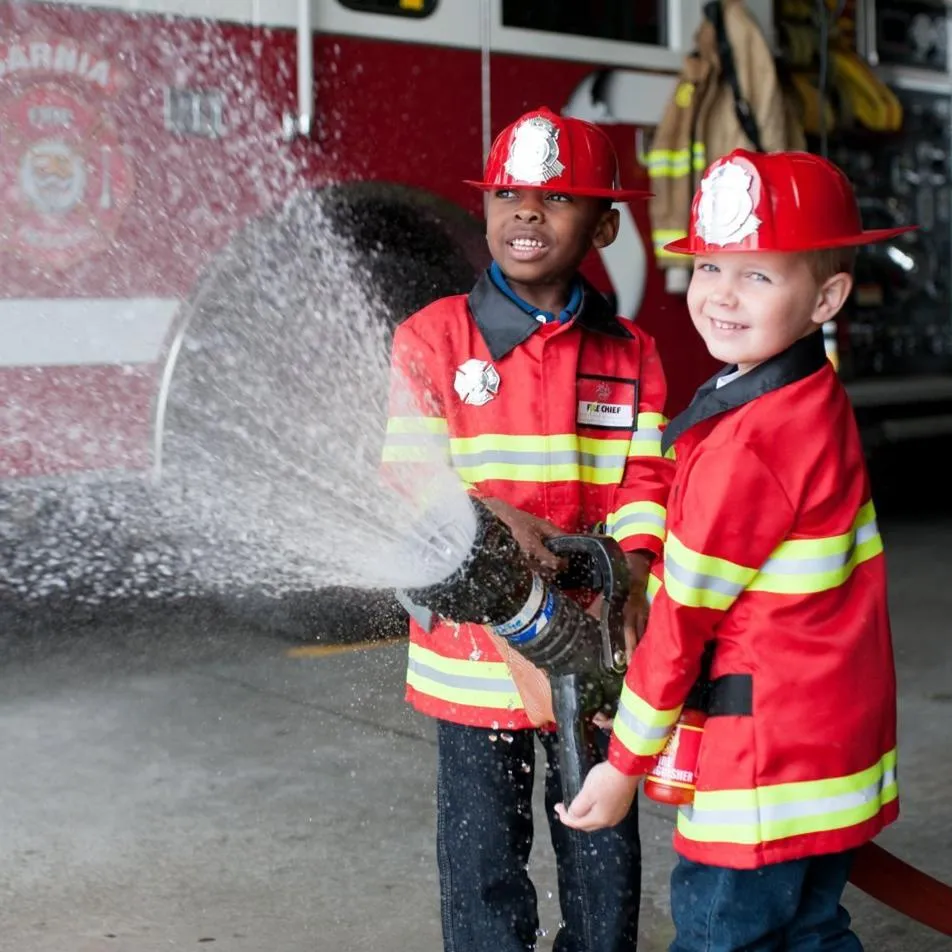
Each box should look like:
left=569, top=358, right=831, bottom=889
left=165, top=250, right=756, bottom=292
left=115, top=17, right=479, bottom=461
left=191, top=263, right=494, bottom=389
left=609, top=511, right=666, bottom=534
left=407, top=658, right=515, bottom=693
left=759, top=519, right=880, bottom=576
left=615, top=700, right=675, bottom=742
left=759, top=546, right=857, bottom=576
left=579, top=451, right=626, bottom=469
left=665, top=552, right=747, bottom=598
left=631, top=428, right=662, bottom=443
left=856, top=519, right=879, bottom=545
left=450, top=449, right=627, bottom=468
left=680, top=766, right=898, bottom=827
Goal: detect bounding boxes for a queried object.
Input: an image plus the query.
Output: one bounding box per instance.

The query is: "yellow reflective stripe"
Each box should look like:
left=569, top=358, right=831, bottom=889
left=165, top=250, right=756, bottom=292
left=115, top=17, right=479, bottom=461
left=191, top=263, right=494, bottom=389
left=449, top=433, right=630, bottom=485
left=665, top=504, right=885, bottom=608
left=652, top=229, right=690, bottom=258
left=748, top=502, right=883, bottom=595
left=613, top=683, right=682, bottom=757
left=386, top=416, right=448, bottom=435
left=607, top=500, right=666, bottom=544
left=645, top=572, right=662, bottom=605
left=637, top=412, right=667, bottom=428
left=664, top=532, right=758, bottom=611
left=678, top=749, right=898, bottom=846
left=646, top=144, right=707, bottom=177
left=629, top=412, right=670, bottom=458
left=382, top=415, right=450, bottom=463
left=406, top=642, right=522, bottom=710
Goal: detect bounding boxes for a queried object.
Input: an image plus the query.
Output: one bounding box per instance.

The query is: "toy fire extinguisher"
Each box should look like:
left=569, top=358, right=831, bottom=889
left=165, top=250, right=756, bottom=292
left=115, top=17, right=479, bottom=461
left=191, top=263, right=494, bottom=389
left=643, top=647, right=713, bottom=806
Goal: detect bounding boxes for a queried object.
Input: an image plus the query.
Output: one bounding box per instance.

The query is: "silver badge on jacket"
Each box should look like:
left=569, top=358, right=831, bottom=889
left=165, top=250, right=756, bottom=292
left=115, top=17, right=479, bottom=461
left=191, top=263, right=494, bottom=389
left=454, top=358, right=500, bottom=406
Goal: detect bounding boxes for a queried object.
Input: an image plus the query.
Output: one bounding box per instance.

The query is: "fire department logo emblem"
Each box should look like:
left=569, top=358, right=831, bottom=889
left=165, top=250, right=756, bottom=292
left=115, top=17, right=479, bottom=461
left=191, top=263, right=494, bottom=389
left=504, top=115, right=565, bottom=185
left=454, top=359, right=500, bottom=407
left=0, top=79, right=134, bottom=271
left=696, top=161, right=761, bottom=247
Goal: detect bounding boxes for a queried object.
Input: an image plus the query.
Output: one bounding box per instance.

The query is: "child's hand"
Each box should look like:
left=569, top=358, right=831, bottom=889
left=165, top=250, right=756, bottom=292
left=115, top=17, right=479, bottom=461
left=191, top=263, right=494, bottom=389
left=554, top=761, right=640, bottom=832
left=623, top=552, right=652, bottom=656
left=479, top=497, right=567, bottom=576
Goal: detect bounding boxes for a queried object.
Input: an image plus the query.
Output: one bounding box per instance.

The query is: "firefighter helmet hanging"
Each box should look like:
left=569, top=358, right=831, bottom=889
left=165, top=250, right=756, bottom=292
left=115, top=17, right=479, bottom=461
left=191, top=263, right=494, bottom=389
left=466, top=106, right=652, bottom=201
left=666, top=149, right=916, bottom=255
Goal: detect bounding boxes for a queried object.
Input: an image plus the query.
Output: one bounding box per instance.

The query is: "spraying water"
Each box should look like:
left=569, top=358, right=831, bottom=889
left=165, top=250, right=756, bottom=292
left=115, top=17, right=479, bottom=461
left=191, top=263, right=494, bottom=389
left=0, top=17, right=483, bottom=621
left=2, top=191, right=480, bottom=610
left=153, top=190, right=480, bottom=596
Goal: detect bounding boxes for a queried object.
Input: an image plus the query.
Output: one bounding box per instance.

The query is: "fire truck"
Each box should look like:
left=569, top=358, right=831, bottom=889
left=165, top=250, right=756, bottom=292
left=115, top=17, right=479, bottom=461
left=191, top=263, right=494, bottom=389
left=1, top=0, right=950, bottom=607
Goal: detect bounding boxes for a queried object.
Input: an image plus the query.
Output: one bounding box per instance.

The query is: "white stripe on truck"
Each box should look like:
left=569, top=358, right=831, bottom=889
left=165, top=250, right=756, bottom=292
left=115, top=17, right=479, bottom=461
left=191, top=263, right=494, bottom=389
left=0, top=298, right=179, bottom=367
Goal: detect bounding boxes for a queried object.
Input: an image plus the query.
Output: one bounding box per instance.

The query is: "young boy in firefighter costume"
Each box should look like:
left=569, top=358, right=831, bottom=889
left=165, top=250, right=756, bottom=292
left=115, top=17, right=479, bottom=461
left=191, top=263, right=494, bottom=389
left=557, top=149, right=910, bottom=951
left=382, top=107, right=675, bottom=951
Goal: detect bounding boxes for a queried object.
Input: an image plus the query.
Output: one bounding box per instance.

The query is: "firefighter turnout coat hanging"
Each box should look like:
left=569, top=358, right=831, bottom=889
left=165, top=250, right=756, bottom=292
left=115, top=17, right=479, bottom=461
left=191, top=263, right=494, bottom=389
left=608, top=332, right=898, bottom=868
left=384, top=273, right=674, bottom=730
left=647, top=0, right=806, bottom=267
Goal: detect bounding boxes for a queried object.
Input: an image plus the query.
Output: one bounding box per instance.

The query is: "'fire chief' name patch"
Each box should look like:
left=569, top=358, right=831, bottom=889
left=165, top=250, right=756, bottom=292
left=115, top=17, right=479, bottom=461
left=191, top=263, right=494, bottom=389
left=576, top=376, right=637, bottom=430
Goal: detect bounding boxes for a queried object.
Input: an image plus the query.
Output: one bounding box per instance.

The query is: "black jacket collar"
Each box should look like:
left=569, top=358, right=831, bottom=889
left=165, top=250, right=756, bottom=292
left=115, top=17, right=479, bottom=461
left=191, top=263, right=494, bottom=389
left=661, top=330, right=828, bottom=456
left=467, top=269, right=633, bottom=361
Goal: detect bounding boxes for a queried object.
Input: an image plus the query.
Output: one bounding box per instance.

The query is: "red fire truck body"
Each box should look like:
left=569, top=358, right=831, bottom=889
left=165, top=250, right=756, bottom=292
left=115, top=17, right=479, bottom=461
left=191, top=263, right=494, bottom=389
left=0, top=0, right=733, bottom=485
left=1, top=0, right=950, bottom=493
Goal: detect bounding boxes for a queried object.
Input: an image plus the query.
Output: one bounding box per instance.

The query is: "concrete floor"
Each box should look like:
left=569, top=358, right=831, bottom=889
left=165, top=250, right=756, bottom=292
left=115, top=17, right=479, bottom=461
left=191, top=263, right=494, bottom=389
left=0, top=513, right=950, bottom=952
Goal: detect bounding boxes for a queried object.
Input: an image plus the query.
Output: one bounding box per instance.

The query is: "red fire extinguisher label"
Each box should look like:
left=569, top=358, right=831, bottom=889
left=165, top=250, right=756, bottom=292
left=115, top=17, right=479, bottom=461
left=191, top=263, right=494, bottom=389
left=649, top=720, right=704, bottom=789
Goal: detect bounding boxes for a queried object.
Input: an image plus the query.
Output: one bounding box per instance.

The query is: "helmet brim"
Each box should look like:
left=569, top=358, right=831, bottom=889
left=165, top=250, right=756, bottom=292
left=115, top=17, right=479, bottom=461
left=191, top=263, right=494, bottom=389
left=464, top=179, right=653, bottom=201
left=663, top=225, right=918, bottom=255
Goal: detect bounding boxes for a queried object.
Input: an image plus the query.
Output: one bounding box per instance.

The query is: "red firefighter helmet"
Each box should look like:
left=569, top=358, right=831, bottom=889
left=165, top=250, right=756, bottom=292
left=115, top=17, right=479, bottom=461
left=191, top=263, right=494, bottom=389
left=665, top=149, right=916, bottom=255
left=465, top=106, right=651, bottom=201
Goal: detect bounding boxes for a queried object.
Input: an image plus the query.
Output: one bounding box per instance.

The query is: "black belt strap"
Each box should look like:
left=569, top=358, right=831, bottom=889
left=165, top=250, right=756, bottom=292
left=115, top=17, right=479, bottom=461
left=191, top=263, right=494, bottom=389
left=706, top=673, right=753, bottom=717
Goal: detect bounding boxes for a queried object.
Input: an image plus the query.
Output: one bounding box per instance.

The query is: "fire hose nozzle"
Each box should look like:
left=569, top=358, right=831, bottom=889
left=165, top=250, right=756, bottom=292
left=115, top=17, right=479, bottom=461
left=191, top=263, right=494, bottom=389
left=403, top=497, right=631, bottom=800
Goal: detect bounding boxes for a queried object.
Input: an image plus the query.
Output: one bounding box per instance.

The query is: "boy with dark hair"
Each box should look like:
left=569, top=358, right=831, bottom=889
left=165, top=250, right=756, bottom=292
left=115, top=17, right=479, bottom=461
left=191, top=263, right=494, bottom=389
left=383, top=106, right=675, bottom=951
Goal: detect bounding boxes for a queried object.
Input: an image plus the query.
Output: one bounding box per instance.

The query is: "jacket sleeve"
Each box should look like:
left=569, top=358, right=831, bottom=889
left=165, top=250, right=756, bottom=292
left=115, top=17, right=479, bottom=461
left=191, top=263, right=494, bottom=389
left=608, top=441, right=796, bottom=776
left=605, top=331, right=675, bottom=561
left=380, top=320, right=473, bottom=496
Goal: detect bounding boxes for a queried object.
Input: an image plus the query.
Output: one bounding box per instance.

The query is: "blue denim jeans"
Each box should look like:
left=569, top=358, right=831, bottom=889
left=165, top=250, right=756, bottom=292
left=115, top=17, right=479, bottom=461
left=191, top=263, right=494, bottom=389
left=436, top=720, right=642, bottom=952
left=669, top=850, right=862, bottom=952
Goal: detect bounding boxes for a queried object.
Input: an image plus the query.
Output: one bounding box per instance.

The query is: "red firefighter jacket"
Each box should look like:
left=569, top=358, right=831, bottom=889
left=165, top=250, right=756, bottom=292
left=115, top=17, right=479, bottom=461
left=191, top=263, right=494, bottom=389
left=383, top=271, right=674, bottom=729
left=608, top=331, right=898, bottom=868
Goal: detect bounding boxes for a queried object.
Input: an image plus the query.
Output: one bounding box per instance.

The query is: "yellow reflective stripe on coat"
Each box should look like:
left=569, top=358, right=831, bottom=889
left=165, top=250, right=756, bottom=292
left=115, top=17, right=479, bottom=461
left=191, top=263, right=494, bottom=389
left=406, top=642, right=522, bottom=711
left=678, top=749, right=898, bottom=846
left=664, top=502, right=884, bottom=609
left=645, top=572, right=662, bottom=606
left=449, top=433, right=631, bottom=485
left=612, top=682, right=682, bottom=757
left=645, top=143, right=707, bottom=178
left=664, top=532, right=758, bottom=611
left=607, top=500, right=667, bottom=545
left=382, top=415, right=450, bottom=463
left=748, top=502, right=883, bottom=595
left=652, top=229, right=690, bottom=259
left=630, top=412, right=673, bottom=459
